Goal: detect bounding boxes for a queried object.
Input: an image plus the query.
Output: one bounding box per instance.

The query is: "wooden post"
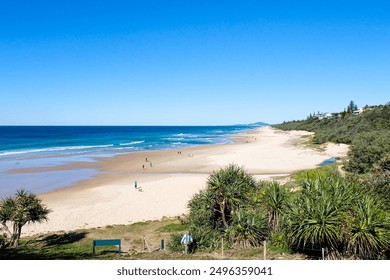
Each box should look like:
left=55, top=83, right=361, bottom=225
left=143, top=236, right=151, bottom=252
left=221, top=238, right=224, bottom=259
left=322, top=248, right=325, bottom=260
left=161, top=239, right=165, bottom=251
left=263, top=240, right=267, bottom=260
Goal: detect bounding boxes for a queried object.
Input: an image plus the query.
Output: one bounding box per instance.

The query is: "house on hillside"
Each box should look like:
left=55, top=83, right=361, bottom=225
left=317, top=113, right=336, bottom=120
left=353, top=108, right=364, bottom=115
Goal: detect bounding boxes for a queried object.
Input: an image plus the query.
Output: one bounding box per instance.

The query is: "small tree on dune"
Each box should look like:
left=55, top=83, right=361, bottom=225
left=186, top=164, right=265, bottom=250
left=207, top=164, right=258, bottom=229
left=0, top=189, right=51, bottom=248
left=259, top=181, right=288, bottom=233
left=347, top=195, right=390, bottom=259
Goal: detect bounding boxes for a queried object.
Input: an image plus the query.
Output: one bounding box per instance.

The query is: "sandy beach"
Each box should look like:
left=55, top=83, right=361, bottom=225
left=23, top=127, right=348, bottom=236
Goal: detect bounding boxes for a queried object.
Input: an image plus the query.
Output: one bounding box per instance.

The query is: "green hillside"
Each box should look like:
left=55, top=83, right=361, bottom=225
left=275, top=102, right=390, bottom=144
left=275, top=102, right=390, bottom=174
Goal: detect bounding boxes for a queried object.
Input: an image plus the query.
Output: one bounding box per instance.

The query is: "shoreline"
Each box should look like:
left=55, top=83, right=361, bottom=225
left=22, top=127, right=349, bottom=237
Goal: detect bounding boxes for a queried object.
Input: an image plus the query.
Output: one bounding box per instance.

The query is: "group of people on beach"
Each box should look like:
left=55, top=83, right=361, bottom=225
left=142, top=157, right=153, bottom=169
left=136, top=150, right=183, bottom=189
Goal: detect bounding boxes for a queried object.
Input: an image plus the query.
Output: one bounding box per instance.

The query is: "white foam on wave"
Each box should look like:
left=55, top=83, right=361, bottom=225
left=163, top=137, right=185, bottom=141
left=0, top=144, right=114, bottom=157
left=119, top=140, right=145, bottom=146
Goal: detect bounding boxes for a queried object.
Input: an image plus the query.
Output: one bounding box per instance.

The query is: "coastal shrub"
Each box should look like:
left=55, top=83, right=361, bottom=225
left=275, top=102, right=390, bottom=258
left=346, top=195, right=390, bottom=259
left=293, top=164, right=340, bottom=183
left=284, top=171, right=390, bottom=259
left=269, top=232, right=290, bottom=251
left=186, top=190, right=223, bottom=250
left=0, top=189, right=51, bottom=248
left=375, top=153, right=390, bottom=173
left=284, top=176, right=354, bottom=257
left=345, top=131, right=390, bottom=174
left=363, top=159, right=390, bottom=211
left=274, top=102, right=390, bottom=147
left=258, top=181, right=290, bottom=233
left=228, top=208, right=268, bottom=248
left=168, top=233, right=184, bottom=252
left=206, top=164, right=258, bottom=229
left=186, top=165, right=262, bottom=250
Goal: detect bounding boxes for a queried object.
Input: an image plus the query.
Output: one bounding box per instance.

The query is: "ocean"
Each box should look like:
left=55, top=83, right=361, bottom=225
left=0, top=124, right=265, bottom=197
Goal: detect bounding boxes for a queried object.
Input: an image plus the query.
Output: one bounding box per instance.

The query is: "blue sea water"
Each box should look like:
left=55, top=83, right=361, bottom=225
left=0, top=125, right=265, bottom=197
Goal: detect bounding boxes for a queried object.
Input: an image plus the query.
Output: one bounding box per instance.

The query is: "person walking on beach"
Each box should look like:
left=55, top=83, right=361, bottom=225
left=142, top=164, right=145, bottom=169
left=134, top=181, right=138, bottom=189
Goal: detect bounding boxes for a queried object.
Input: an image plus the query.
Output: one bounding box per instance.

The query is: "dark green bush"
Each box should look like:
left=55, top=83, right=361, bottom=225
left=168, top=233, right=184, bottom=252
left=345, top=131, right=390, bottom=173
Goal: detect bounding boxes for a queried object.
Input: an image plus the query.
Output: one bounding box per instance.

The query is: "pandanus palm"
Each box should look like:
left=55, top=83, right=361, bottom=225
left=347, top=195, right=390, bottom=259
left=260, top=181, right=288, bottom=233
left=285, top=176, right=353, bottom=257
left=229, top=208, right=268, bottom=248
left=186, top=165, right=260, bottom=249
left=0, top=189, right=51, bottom=248
left=207, top=164, right=257, bottom=229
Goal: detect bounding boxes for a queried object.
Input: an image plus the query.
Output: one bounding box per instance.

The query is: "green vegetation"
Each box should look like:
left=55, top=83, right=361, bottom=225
left=285, top=168, right=390, bottom=259
left=0, top=189, right=51, bottom=248
left=186, top=164, right=268, bottom=250
left=345, top=131, right=390, bottom=173
left=270, top=101, right=390, bottom=259
left=275, top=102, right=390, bottom=174
left=158, top=222, right=188, bottom=233
left=185, top=164, right=390, bottom=259
left=275, top=102, right=390, bottom=144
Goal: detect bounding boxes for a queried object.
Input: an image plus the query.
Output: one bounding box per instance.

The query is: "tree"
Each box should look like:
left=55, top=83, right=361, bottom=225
left=259, top=181, right=288, bottom=233
left=346, top=195, right=390, bottom=259
left=345, top=131, right=390, bottom=173
left=207, top=164, right=258, bottom=229
left=228, top=208, right=268, bottom=248
left=347, top=100, right=358, bottom=114
left=285, top=169, right=390, bottom=259
left=186, top=164, right=262, bottom=250
left=285, top=175, right=356, bottom=258
left=0, top=189, right=51, bottom=248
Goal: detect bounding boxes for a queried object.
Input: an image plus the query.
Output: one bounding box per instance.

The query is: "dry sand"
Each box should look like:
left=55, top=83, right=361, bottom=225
left=23, top=127, right=348, bottom=236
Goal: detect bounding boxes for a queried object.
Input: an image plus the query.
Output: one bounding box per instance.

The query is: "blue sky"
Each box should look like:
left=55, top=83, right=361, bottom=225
left=1, top=1, right=389, bottom=125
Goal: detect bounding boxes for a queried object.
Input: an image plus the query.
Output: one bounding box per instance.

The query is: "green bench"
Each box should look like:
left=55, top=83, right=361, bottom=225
left=92, top=239, right=121, bottom=255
